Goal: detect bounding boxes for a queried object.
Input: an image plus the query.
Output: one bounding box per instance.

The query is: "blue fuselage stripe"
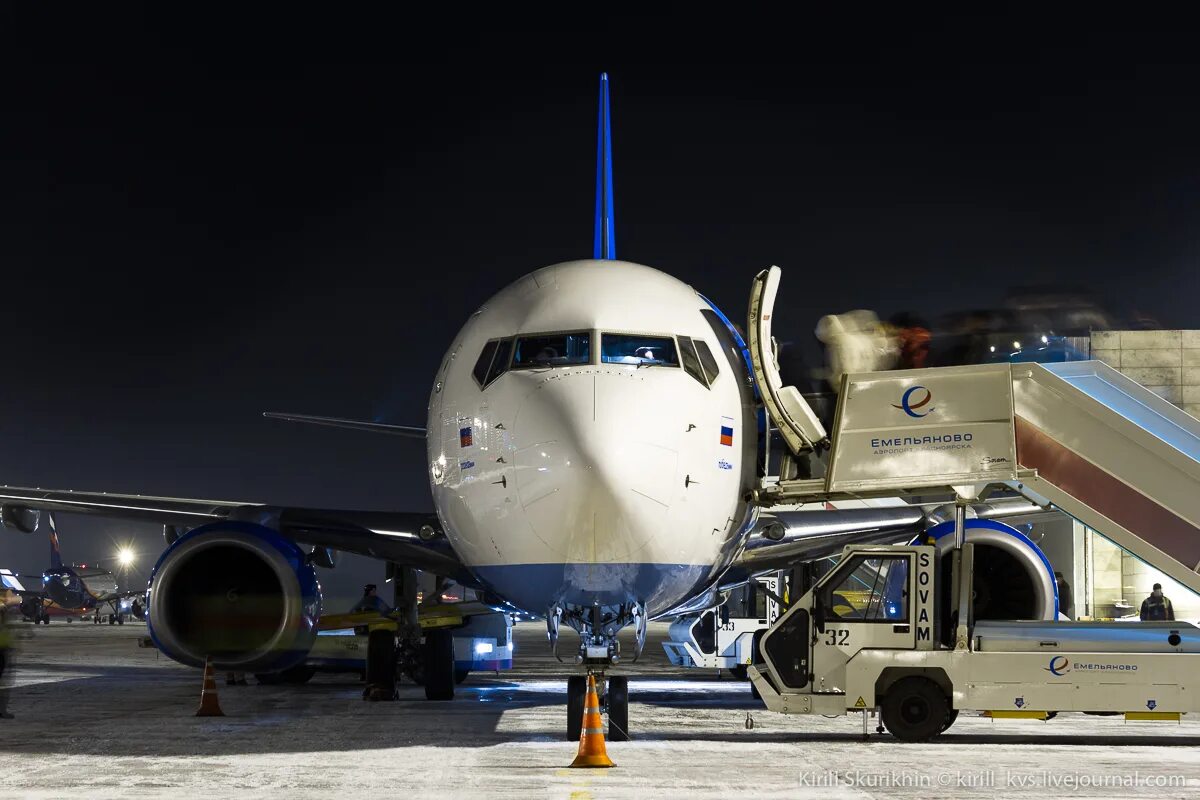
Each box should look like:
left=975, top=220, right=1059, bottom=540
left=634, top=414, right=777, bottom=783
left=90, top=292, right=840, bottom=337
left=470, top=562, right=712, bottom=618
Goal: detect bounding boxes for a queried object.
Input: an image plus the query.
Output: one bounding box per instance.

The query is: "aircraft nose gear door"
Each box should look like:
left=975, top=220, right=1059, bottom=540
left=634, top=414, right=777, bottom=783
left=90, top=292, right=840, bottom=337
left=631, top=603, right=647, bottom=661
left=547, top=605, right=563, bottom=661
left=748, top=266, right=828, bottom=458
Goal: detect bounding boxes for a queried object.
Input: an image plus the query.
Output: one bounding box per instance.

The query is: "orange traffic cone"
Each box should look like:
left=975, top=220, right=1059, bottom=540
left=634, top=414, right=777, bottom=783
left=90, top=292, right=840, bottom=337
left=569, top=674, right=614, bottom=768
left=196, top=656, right=225, bottom=717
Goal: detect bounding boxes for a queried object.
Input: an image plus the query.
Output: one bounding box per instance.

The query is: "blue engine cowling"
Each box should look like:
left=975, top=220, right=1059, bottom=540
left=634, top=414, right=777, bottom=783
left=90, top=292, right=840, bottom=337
left=42, top=569, right=88, bottom=609
left=146, top=521, right=321, bottom=672
left=912, top=518, right=1059, bottom=621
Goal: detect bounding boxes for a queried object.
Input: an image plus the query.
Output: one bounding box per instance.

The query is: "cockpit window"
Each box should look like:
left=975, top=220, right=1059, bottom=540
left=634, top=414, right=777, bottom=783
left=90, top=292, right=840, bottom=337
left=601, top=333, right=679, bottom=366
left=473, top=341, right=499, bottom=385
left=677, top=335, right=720, bottom=387
left=512, top=331, right=591, bottom=368
left=472, top=338, right=512, bottom=388
left=695, top=340, right=720, bottom=383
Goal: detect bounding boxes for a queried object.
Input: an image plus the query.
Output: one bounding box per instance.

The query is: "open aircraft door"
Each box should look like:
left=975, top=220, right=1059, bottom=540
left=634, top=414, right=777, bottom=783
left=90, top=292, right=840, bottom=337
left=748, top=266, right=827, bottom=458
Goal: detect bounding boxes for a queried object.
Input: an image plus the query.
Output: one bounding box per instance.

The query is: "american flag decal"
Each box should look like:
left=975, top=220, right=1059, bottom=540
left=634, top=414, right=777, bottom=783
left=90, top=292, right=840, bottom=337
left=719, top=416, right=734, bottom=447
left=459, top=427, right=473, bottom=447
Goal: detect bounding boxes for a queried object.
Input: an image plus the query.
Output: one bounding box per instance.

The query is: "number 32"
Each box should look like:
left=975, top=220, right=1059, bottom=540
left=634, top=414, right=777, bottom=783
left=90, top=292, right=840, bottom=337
left=824, top=629, right=849, bottom=646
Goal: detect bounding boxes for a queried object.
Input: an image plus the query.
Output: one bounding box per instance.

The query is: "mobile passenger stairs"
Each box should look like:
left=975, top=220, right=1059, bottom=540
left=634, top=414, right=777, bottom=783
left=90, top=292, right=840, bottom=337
left=743, top=266, right=1200, bottom=739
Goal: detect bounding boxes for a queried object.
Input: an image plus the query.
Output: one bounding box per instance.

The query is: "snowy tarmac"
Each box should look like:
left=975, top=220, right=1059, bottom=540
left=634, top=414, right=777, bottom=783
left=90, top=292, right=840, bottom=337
left=1, top=621, right=1199, bottom=798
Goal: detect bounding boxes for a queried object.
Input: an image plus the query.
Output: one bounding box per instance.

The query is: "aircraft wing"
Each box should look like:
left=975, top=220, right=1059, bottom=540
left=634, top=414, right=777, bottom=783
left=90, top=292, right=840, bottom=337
left=0, top=569, right=40, bottom=598
left=0, top=486, right=469, bottom=582
left=6, top=588, right=47, bottom=602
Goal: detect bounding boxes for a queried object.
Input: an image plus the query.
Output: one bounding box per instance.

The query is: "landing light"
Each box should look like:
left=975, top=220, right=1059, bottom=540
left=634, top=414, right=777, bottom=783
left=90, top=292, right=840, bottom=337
left=1013, top=341, right=1021, bottom=350
left=117, top=548, right=135, bottom=568
left=1041, top=335, right=1049, bottom=344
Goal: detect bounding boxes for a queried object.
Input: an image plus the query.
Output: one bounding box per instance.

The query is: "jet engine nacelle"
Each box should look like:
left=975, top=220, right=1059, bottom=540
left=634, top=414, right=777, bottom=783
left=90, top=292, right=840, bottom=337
left=915, top=518, right=1059, bottom=621
left=19, top=597, right=42, bottom=621
left=146, top=521, right=321, bottom=672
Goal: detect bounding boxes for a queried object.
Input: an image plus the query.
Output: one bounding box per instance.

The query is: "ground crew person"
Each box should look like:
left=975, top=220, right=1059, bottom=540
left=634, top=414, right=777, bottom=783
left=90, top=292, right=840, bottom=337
left=1140, top=583, right=1175, bottom=621
left=0, top=605, right=13, bottom=719
left=351, top=584, right=392, bottom=615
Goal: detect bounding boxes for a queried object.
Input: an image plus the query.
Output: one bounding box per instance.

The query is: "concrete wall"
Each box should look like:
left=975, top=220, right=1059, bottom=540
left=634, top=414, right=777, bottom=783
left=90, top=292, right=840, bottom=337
left=1090, top=330, right=1200, bottom=418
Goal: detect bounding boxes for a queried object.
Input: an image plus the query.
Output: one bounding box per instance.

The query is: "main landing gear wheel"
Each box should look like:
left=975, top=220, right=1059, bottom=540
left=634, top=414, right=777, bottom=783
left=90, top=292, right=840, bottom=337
left=423, top=629, right=455, bottom=701
left=607, top=676, right=630, bottom=742
left=363, top=629, right=398, bottom=701
left=881, top=677, right=950, bottom=742
left=567, top=675, right=586, bottom=741
left=282, top=665, right=315, bottom=684
left=257, top=664, right=316, bottom=686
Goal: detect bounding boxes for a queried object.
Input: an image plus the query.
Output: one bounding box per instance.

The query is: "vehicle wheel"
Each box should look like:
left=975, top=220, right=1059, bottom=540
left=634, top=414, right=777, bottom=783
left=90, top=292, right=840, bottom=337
left=282, top=665, right=315, bottom=685
left=366, top=629, right=397, bottom=700
left=423, top=629, right=455, bottom=701
left=607, top=676, right=630, bottom=742
left=881, top=677, right=950, bottom=742
left=108, top=615, right=115, bottom=625
left=730, top=665, right=748, bottom=680
left=941, top=708, right=960, bottom=733
left=567, top=675, right=586, bottom=741
left=41, top=615, right=50, bottom=625
left=750, top=680, right=761, bottom=701
left=117, top=615, right=124, bottom=625
left=454, top=667, right=470, bottom=685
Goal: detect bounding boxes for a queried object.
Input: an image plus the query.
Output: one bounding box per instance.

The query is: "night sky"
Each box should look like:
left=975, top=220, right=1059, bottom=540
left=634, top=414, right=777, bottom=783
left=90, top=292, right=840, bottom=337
left=2, top=9, right=1198, bottom=604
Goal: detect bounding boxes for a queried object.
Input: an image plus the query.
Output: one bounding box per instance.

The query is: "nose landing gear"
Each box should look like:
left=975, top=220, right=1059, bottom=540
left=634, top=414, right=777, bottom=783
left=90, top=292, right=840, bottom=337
left=560, top=602, right=641, bottom=742
left=565, top=672, right=630, bottom=742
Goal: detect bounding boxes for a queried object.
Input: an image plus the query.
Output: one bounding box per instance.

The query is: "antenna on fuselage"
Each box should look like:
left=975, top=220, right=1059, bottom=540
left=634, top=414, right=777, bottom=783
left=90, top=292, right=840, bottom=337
left=593, top=72, right=616, bottom=260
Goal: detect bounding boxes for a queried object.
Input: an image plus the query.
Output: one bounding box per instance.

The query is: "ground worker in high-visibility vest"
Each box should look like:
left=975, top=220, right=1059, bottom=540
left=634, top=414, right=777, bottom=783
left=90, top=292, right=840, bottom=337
left=350, top=584, right=393, bottom=615
left=1140, top=583, right=1175, bottom=621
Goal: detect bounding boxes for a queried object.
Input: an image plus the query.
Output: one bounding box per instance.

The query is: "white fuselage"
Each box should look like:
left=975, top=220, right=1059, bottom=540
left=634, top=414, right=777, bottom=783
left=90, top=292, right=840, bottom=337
left=426, top=260, right=758, bottom=620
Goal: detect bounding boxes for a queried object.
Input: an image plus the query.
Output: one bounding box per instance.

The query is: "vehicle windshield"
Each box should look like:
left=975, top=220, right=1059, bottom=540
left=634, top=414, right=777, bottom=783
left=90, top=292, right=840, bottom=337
left=600, top=333, right=679, bottom=366
left=511, top=332, right=591, bottom=368
left=822, top=555, right=908, bottom=621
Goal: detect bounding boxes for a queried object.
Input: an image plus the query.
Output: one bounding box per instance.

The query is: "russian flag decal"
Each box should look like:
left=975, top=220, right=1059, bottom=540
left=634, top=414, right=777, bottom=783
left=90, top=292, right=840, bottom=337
left=719, top=416, right=734, bottom=446
left=459, top=427, right=473, bottom=447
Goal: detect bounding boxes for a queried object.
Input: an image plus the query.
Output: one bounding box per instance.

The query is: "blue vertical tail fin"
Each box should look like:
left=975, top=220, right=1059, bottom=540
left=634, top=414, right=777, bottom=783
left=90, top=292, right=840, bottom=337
left=48, top=512, right=63, bottom=569
left=593, top=73, right=616, bottom=260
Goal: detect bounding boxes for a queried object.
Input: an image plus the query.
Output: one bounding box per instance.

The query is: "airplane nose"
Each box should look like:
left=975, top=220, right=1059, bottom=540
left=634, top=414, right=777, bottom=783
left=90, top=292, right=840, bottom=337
left=512, top=372, right=679, bottom=562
